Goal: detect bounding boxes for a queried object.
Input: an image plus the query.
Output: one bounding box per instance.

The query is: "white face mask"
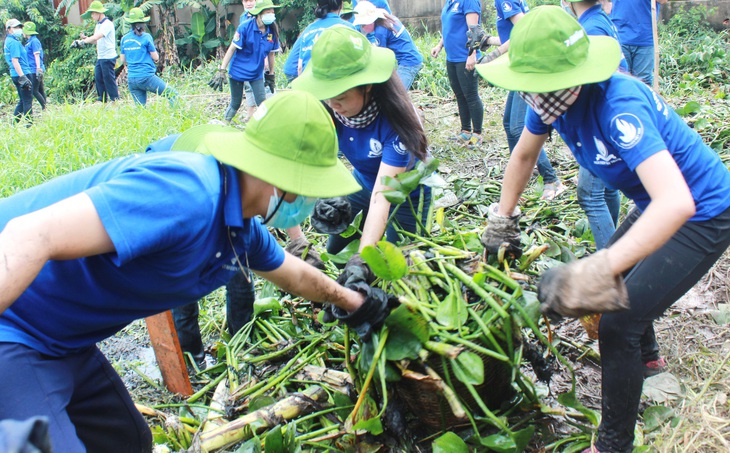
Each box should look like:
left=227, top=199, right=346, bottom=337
left=561, top=0, right=577, bottom=18
left=261, top=13, right=276, bottom=25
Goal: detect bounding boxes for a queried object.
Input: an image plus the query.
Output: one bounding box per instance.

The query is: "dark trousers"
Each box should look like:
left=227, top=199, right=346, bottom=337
left=225, top=78, right=265, bottom=121
left=11, top=76, right=33, bottom=123
left=30, top=73, right=46, bottom=109
left=0, top=342, right=152, bottom=453
left=172, top=270, right=256, bottom=361
left=596, top=205, right=730, bottom=452
left=94, top=58, right=119, bottom=102
left=445, top=60, right=483, bottom=134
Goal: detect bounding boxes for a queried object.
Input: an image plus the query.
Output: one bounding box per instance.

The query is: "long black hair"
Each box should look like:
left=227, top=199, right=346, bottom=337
left=131, top=23, right=145, bottom=36
left=315, top=0, right=343, bottom=19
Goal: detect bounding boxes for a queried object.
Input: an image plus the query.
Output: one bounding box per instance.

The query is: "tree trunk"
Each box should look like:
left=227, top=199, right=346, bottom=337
left=156, top=4, right=180, bottom=68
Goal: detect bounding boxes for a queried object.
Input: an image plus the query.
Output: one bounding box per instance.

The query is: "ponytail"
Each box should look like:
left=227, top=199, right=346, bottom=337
left=315, top=0, right=343, bottom=19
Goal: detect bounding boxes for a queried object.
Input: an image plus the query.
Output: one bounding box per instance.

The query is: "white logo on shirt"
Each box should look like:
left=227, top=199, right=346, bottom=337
left=502, top=2, right=513, bottom=12
left=451, top=2, right=460, bottom=13
left=394, top=141, right=408, bottom=155
left=610, top=113, right=644, bottom=149
left=593, top=136, right=621, bottom=166
left=368, top=138, right=383, bottom=158
left=651, top=90, right=670, bottom=119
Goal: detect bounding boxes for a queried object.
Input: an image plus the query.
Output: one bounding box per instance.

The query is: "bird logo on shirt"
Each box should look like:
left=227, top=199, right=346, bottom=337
left=593, top=136, right=621, bottom=165
left=610, top=113, right=644, bottom=149
left=368, top=139, right=383, bottom=158
left=394, top=140, right=408, bottom=155
left=502, top=2, right=513, bottom=13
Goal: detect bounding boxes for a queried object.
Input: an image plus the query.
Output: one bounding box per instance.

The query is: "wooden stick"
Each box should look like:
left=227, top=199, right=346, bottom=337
left=651, top=0, right=660, bottom=91
left=145, top=311, right=193, bottom=397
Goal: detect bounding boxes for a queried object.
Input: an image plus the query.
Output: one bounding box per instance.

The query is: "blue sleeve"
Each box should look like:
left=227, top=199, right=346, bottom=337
left=233, top=22, right=247, bottom=49
left=29, top=39, right=41, bottom=54
left=9, top=41, right=22, bottom=59
left=145, top=134, right=181, bottom=153
left=464, top=0, right=482, bottom=14
left=146, top=34, right=157, bottom=53
left=524, top=107, right=549, bottom=135
left=245, top=218, right=286, bottom=272
left=606, top=95, right=668, bottom=171
left=381, top=130, right=413, bottom=168
left=499, top=0, right=522, bottom=20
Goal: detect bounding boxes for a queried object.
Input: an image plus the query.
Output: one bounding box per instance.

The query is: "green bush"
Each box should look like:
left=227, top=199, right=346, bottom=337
left=45, top=25, right=96, bottom=103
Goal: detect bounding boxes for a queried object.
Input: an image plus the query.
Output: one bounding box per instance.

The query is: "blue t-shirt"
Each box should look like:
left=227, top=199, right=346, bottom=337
left=352, top=0, right=392, bottom=13
left=240, top=11, right=253, bottom=25
left=24, top=36, right=45, bottom=73
left=525, top=73, right=730, bottom=221
left=283, top=35, right=302, bottom=77
left=494, top=0, right=528, bottom=44
left=442, top=0, right=482, bottom=63
left=369, top=20, right=423, bottom=67
left=298, top=14, right=355, bottom=72
left=3, top=35, right=30, bottom=77
left=579, top=4, right=628, bottom=72
left=0, top=151, right=285, bottom=357
left=229, top=18, right=280, bottom=82
left=120, top=31, right=157, bottom=79
left=611, top=0, right=661, bottom=47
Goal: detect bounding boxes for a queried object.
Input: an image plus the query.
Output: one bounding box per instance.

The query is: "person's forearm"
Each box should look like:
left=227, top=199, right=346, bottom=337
left=220, top=45, right=236, bottom=71
left=359, top=192, right=390, bottom=251
left=465, top=12, right=479, bottom=26
left=118, top=55, right=126, bottom=66
left=12, top=59, right=23, bottom=76
left=34, top=54, right=41, bottom=71
left=267, top=54, right=275, bottom=73
left=150, top=51, right=159, bottom=63
left=498, top=130, right=547, bottom=216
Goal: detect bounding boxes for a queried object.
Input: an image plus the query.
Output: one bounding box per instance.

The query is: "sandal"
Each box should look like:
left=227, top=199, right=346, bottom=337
left=644, top=357, right=667, bottom=378
left=466, top=133, right=483, bottom=148
left=449, top=131, right=472, bottom=143
left=541, top=180, right=566, bottom=201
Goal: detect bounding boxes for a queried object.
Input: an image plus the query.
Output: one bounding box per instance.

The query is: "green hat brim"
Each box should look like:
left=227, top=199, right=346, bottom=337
left=249, top=4, right=282, bottom=16
left=81, top=2, right=108, bottom=20
left=124, top=16, right=150, bottom=23
left=171, top=125, right=361, bottom=198
left=24, top=29, right=38, bottom=35
left=291, top=46, right=396, bottom=100
left=476, top=35, right=620, bottom=92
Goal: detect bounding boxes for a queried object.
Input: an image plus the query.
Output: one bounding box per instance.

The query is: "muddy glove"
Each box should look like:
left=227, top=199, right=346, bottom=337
left=36, top=69, right=44, bottom=83
left=311, top=197, right=353, bottom=234
left=264, top=71, right=276, bottom=94
left=337, top=254, right=375, bottom=287
left=208, top=68, right=227, bottom=91
left=285, top=236, right=325, bottom=270
left=18, top=75, right=32, bottom=91
left=538, top=249, right=630, bottom=321
left=465, top=24, right=486, bottom=56
left=330, top=281, right=397, bottom=341
left=481, top=202, right=522, bottom=259
left=70, top=39, right=85, bottom=49
left=478, top=47, right=504, bottom=64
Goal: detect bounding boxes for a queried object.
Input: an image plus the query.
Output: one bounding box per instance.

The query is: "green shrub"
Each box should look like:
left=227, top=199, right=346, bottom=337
left=45, top=25, right=96, bottom=103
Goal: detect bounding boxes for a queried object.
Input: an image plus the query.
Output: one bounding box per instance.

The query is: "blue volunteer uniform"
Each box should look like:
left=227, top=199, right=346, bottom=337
left=283, top=35, right=302, bottom=78
left=298, top=13, right=355, bottom=72
left=525, top=72, right=730, bottom=220
left=578, top=4, right=628, bottom=72
left=369, top=19, right=423, bottom=67
left=24, top=35, right=45, bottom=73
left=229, top=18, right=280, bottom=82
left=494, top=0, right=528, bottom=44
left=3, top=34, right=30, bottom=77
left=240, top=10, right=253, bottom=25
left=352, top=0, right=392, bottom=13
left=120, top=31, right=157, bottom=78
left=441, top=0, right=482, bottom=62
left=611, top=0, right=660, bottom=47
left=0, top=151, right=285, bottom=357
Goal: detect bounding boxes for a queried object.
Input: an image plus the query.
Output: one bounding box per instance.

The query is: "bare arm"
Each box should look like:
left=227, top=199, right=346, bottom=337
left=605, top=151, right=695, bottom=274
left=267, top=53, right=275, bottom=74
left=150, top=51, right=159, bottom=63
left=256, top=253, right=364, bottom=312
left=465, top=12, right=479, bottom=70
left=83, top=29, right=106, bottom=44
left=497, top=128, right=548, bottom=216
left=0, top=193, right=115, bottom=315
left=430, top=38, right=444, bottom=58
left=220, top=43, right=238, bottom=71
left=359, top=163, right=405, bottom=251
left=34, top=53, right=41, bottom=72
left=118, top=54, right=126, bottom=66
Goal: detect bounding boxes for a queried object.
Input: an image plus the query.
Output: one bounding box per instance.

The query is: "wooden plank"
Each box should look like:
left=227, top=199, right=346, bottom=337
left=145, top=311, right=193, bottom=397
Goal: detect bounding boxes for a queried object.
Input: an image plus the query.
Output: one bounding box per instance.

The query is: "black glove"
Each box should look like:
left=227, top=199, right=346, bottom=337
left=114, top=64, right=124, bottom=78
left=538, top=249, right=630, bottom=321
left=330, top=281, right=397, bottom=341
left=480, top=203, right=522, bottom=259
left=311, top=197, right=352, bottom=234
left=36, top=69, right=44, bottom=83
left=208, top=68, right=227, bottom=92
left=337, top=254, right=375, bottom=287
left=465, top=24, right=486, bottom=55
left=285, top=236, right=325, bottom=270
left=18, top=75, right=32, bottom=91
left=477, top=47, right=504, bottom=65
left=70, top=39, right=85, bottom=49
left=264, top=71, right=276, bottom=94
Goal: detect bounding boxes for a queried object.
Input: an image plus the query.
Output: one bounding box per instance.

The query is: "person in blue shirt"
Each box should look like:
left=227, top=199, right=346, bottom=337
left=22, top=22, right=46, bottom=111
left=477, top=7, right=730, bottom=452
left=0, top=91, right=392, bottom=452
left=212, top=0, right=281, bottom=122
left=118, top=8, right=178, bottom=106
left=283, top=35, right=302, bottom=84
left=611, top=0, right=666, bottom=86
left=340, top=1, right=356, bottom=22
left=353, top=1, right=423, bottom=90
left=430, top=0, right=484, bottom=148
left=292, top=27, right=431, bottom=272
left=4, top=19, right=33, bottom=124
left=297, top=0, right=355, bottom=74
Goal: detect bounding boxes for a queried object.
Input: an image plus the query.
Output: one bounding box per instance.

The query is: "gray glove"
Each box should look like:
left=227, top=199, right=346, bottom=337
left=538, top=249, right=630, bottom=320
left=465, top=24, right=486, bottom=55
left=480, top=203, right=522, bottom=259
left=330, top=280, right=397, bottom=341
left=311, top=197, right=352, bottom=235
left=36, top=69, right=44, bottom=83
left=264, top=71, right=276, bottom=94
left=285, top=236, right=325, bottom=270
left=337, top=254, right=375, bottom=287
left=477, top=47, right=504, bottom=64
left=18, top=75, right=31, bottom=91
left=70, top=39, right=85, bottom=49
left=208, top=68, right=227, bottom=91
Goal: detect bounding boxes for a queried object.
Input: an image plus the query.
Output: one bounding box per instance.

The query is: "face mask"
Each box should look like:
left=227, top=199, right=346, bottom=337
left=262, top=189, right=317, bottom=229
left=261, top=13, right=276, bottom=25
left=561, top=1, right=576, bottom=18
left=12, top=30, right=23, bottom=39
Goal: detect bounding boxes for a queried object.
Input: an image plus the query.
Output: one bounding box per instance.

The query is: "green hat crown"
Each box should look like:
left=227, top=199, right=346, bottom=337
left=508, top=6, right=589, bottom=76
left=249, top=0, right=281, bottom=16
left=125, top=8, right=150, bottom=23
left=312, top=26, right=373, bottom=81
left=23, top=22, right=38, bottom=35
left=82, top=1, right=108, bottom=19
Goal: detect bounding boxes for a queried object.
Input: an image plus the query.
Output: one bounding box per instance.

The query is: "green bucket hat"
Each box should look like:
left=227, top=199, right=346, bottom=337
left=340, top=1, right=355, bottom=16
left=171, top=91, right=361, bottom=198
left=291, top=25, right=396, bottom=99
left=475, top=5, right=620, bottom=93
left=81, top=1, right=109, bottom=20
left=249, top=0, right=282, bottom=16
left=125, top=8, right=150, bottom=23
left=23, top=22, right=38, bottom=35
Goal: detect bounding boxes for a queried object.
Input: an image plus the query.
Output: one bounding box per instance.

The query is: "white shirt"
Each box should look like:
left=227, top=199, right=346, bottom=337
left=94, top=18, right=117, bottom=59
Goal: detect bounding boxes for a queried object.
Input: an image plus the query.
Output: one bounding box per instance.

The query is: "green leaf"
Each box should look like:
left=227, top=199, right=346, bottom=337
left=450, top=351, right=484, bottom=385
left=321, top=240, right=360, bottom=264
left=385, top=305, right=431, bottom=343
left=384, top=325, right=423, bottom=361
left=191, top=11, right=205, bottom=39
left=248, top=395, right=276, bottom=411
left=557, top=390, right=600, bottom=426
left=234, top=436, right=262, bottom=453
left=253, top=297, right=281, bottom=316
left=435, top=291, right=468, bottom=329
left=512, top=426, right=535, bottom=452
left=381, top=175, right=402, bottom=191
left=264, top=425, right=284, bottom=453
left=352, top=415, right=383, bottom=435
left=203, top=39, right=222, bottom=49
left=675, top=100, right=701, bottom=116
left=360, top=241, right=408, bottom=281
left=339, top=210, right=363, bottom=239
left=643, top=405, right=676, bottom=433
left=432, top=432, right=469, bottom=453
left=381, top=189, right=407, bottom=205
left=516, top=291, right=541, bottom=326
left=480, top=433, right=517, bottom=452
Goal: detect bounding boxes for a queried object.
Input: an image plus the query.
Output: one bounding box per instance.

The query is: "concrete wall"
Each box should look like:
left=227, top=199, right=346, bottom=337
left=661, top=0, right=730, bottom=31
